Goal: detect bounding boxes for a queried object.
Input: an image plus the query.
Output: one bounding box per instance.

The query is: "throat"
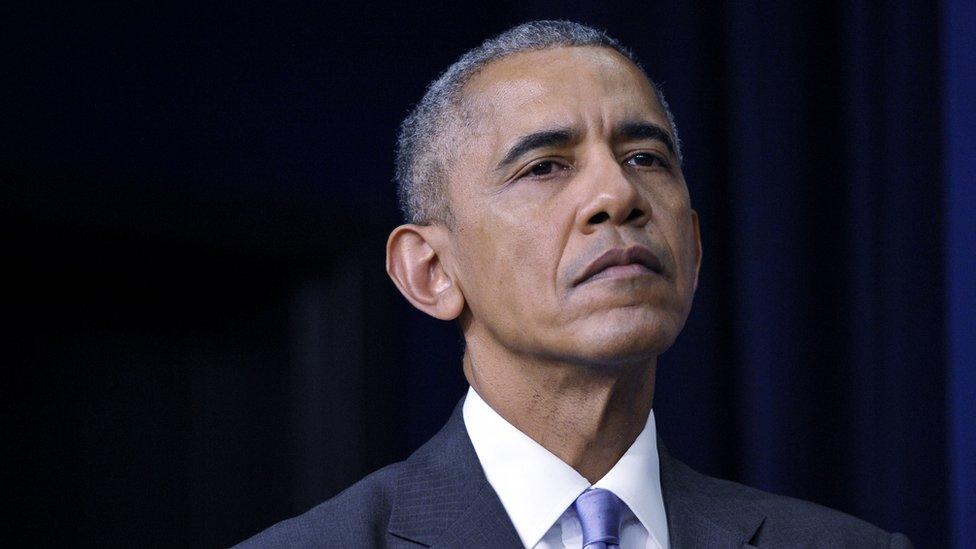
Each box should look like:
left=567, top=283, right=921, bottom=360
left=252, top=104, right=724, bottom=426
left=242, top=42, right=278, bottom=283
left=544, top=396, right=651, bottom=482
left=463, top=350, right=656, bottom=483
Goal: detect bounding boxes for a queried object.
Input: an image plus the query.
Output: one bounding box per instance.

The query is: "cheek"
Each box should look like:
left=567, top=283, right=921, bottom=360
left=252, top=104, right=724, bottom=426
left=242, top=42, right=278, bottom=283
left=454, top=224, right=525, bottom=312
left=490, top=189, right=563, bottom=267
left=493, top=223, right=557, bottom=297
left=453, top=176, right=577, bottom=325
left=649, top=193, right=697, bottom=294
left=458, top=215, right=562, bottom=315
left=670, top=213, right=700, bottom=296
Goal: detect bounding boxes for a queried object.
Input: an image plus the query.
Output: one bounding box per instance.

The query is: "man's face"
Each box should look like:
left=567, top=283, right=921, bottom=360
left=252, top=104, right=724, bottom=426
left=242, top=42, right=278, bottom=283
left=444, top=46, right=701, bottom=366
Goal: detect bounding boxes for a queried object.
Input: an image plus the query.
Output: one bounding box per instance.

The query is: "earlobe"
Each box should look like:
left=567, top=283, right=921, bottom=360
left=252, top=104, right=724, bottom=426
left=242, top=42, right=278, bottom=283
left=386, top=224, right=465, bottom=321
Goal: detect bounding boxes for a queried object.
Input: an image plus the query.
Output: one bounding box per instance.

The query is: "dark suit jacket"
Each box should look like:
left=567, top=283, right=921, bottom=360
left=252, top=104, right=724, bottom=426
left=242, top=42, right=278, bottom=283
left=237, top=400, right=912, bottom=548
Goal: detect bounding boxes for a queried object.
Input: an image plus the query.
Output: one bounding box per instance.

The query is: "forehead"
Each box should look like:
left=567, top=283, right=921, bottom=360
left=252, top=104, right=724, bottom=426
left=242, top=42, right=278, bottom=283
left=460, top=46, right=665, bottom=134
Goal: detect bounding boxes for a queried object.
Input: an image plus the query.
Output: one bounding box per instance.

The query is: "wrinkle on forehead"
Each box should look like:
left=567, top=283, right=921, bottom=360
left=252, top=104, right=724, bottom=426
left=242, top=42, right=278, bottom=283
left=469, top=47, right=654, bottom=100
left=466, top=77, right=548, bottom=111
left=462, top=47, right=662, bottom=136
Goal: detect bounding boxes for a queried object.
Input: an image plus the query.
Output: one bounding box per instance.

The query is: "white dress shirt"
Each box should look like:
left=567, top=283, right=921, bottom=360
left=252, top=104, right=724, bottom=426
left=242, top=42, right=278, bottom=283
left=462, top=387, right=670, bottom=549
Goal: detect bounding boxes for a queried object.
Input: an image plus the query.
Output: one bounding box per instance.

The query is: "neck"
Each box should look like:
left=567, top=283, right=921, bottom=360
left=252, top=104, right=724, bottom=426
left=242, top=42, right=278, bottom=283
left=462, top=341, right=656, bottom=483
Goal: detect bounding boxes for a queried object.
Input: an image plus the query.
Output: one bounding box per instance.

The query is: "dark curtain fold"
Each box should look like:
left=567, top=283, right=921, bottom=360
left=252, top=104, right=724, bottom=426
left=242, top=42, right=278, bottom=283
left=719, top=0, right=946, bottom=539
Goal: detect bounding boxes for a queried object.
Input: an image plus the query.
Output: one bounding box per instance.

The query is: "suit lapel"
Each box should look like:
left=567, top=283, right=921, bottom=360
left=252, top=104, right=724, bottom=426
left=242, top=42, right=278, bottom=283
left=387, top=398, right=522, bottom=548
left=388, top=400, right=766, bottom=548
left=430, top=483, right=525, bottom=547
left=663, top=493, right=763, bottom=549
left=658, top=440, right=765, bottom=548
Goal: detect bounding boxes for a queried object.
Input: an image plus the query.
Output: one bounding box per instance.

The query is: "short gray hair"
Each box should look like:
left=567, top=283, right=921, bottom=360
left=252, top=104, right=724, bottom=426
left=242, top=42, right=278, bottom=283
left=394, top=20, right=682, bottom=225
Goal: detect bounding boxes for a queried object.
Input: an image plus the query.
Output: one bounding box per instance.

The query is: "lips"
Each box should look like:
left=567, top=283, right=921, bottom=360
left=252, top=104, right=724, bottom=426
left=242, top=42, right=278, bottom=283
left=574, top=246, right=665, bottom=286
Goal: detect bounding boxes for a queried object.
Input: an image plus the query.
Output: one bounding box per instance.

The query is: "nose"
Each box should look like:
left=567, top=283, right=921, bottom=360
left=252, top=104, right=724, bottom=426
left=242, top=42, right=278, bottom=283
left=575, top=154, right=651, bottom=233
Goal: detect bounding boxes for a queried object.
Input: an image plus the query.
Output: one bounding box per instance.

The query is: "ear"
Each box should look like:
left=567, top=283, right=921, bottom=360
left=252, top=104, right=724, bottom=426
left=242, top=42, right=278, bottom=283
left=386, top=224, right=465, bottom=321
left=690, top=210, right=703, bottom=292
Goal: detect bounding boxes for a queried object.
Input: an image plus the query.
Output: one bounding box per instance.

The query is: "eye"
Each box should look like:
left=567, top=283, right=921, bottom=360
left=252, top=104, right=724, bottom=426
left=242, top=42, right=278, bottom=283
left=521, top=159, right=568, bottom=179
left=626, top=152, right=669, bottom=169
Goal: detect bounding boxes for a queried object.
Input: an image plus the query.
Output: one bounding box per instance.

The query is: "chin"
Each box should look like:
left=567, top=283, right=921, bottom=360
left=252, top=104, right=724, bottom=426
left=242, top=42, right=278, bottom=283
left=570, top=311, right=682, bottom=366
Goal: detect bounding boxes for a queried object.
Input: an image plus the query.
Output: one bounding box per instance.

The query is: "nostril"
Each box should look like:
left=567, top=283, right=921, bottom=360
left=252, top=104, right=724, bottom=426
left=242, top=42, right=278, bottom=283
left=588, top=212, right=611, bottom=224
left=625, top=208, right=644, bottom=222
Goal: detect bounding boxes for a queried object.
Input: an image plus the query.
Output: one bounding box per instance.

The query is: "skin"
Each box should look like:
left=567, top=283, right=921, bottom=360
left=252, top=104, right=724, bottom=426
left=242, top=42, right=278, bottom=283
left=387, top=46, right=702, bottom=482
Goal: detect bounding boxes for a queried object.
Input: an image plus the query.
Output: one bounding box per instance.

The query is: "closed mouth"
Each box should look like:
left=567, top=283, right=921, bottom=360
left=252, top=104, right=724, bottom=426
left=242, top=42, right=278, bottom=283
left=574, top=246, right=665, bottom=286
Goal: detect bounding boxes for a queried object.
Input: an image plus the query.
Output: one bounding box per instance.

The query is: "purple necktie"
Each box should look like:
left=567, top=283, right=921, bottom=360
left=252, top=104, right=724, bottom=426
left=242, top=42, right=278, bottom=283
left=573, top=488, right=623, bottom=549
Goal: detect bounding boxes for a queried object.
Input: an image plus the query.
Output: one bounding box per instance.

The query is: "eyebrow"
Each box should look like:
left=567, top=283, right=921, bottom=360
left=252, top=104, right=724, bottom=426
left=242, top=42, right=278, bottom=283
left=614, top=121, right=678, bottom=158
left=492, top=120, right=678, bottom=172
left=494, top=127, right=578, bottom=172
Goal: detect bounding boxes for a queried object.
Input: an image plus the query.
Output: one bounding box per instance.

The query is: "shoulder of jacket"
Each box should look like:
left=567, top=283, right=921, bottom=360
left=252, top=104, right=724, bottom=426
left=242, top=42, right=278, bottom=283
left=667, top=458, right=908, bottom=547
left=233, top=461, right=403, bottom=548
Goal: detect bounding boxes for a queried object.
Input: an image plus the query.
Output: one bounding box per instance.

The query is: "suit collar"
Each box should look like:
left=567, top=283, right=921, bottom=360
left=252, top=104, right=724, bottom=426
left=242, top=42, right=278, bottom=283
left=387, top=397, right=766, bottom=548
left=658, top=440, right=766, bottom=548
left=387, top=398, right=522, bottom=547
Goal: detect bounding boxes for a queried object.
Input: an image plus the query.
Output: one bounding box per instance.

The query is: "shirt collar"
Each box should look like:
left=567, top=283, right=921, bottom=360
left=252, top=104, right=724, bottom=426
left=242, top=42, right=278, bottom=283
left=593, top=407, right=669, bottom=549
left=462, top=386, right=669, bottom=548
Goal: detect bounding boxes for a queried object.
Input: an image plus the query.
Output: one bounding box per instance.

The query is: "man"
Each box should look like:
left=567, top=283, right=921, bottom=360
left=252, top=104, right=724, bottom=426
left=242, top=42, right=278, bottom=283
left=239, top=21, right=911, bottom=548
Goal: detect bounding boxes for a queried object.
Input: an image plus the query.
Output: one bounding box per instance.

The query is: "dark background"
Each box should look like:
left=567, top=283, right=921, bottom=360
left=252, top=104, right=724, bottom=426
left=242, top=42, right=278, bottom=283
left=5, top=2, right=973, bottom=547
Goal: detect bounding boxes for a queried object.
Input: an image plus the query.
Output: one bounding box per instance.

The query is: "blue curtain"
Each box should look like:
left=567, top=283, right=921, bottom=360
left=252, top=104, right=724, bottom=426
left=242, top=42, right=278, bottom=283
left=664, top=0, right=951, bottom=542
left=945, top=0, right=976, bottom=546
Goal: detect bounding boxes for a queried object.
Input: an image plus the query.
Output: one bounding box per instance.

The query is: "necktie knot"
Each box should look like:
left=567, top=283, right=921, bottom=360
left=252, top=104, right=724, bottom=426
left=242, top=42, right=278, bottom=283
left=573, top=488, right=623, bottom=548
